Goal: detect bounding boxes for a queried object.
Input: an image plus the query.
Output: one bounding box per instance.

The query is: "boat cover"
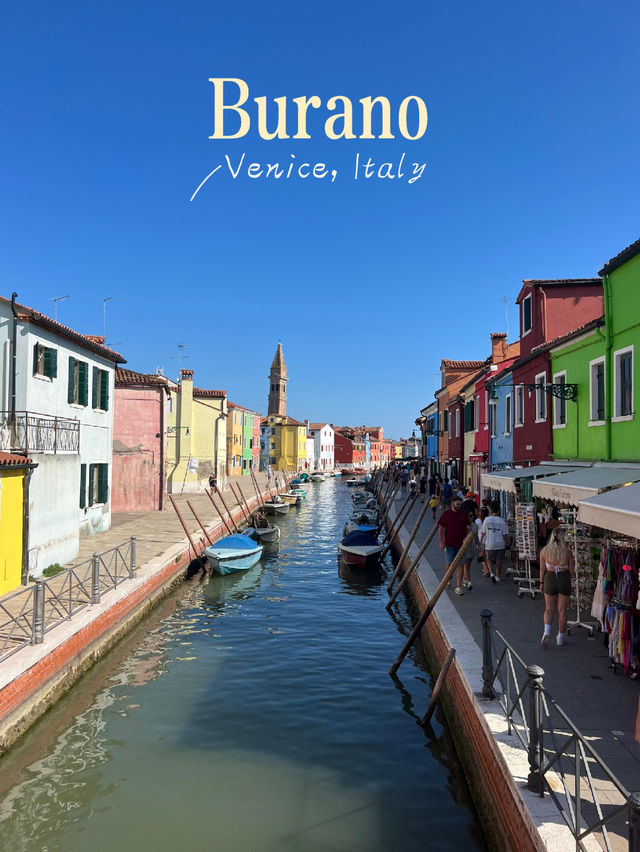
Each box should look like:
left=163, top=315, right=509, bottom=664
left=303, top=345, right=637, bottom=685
left=341, top=531, right=378, bottom=547
left=213, top=534, right=260, bottom=550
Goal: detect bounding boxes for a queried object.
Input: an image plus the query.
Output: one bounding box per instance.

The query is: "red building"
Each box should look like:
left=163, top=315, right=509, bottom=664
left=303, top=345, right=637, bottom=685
left=112, top=369, right=169, bottom=511
left=510, top=279, right=603, bottom=465
left=334, top=427, right=366, bottom=468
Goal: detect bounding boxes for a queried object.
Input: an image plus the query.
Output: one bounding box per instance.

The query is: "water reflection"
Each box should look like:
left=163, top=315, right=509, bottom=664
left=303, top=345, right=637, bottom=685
left=337, top=558, right=386, bottom=595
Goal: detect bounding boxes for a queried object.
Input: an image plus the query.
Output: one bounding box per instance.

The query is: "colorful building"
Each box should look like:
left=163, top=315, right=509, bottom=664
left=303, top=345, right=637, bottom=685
left=112, top=369, right=169, bottom=511
left=306, top=422, right=335, bottom=470
left=262, top=414, right=307, bottom=471
left=166, top=369, right=227, bottom=492
left=227, top=403, right=261, bottom=475
left=0, top=453, right=36, bottom=593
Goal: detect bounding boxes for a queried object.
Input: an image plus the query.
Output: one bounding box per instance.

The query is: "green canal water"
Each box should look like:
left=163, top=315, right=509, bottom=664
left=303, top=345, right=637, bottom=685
left=0, top=480, right=485, bottom=851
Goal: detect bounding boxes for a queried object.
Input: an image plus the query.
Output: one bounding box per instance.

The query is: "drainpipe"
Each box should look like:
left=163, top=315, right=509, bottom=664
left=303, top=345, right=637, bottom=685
left=10, top=292, right=18, bottom=422
left=22, top=463, right=37, bottom=584
left=603, top=275, right=612, bottom=461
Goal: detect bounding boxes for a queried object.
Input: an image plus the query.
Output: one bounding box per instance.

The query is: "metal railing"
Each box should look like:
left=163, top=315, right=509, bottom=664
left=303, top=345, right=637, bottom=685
left=480, top=609, right=639, bottom=851
left=0, top=411, right=80, bottom=454
left=0, top=538, right=136, bottom=661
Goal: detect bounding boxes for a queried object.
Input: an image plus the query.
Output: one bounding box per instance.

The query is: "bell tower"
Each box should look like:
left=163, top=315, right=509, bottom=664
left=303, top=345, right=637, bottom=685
left=268, top=343, right=288, bottom=416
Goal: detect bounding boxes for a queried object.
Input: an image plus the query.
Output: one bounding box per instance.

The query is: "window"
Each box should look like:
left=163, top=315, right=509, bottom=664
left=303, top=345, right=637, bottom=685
left=445, top=410, right=450, bottom=437
left=515, top=385, right=524, bottom=427
left=475, top=395, right=480, bottom=432
left=553, top=372, right=566, bottom=427
left=589, top=357, right=605, bottom=423
left=464, top=400, right=474, bottom=432
left=68, top=357, right=89, bottom=406
left=455, top=408, right=460, bottom=437
left=535, top=372, right=547, bottom=421
left=504, top=394, right=512, bottom=435
left=79, top=464, right=87, bottom=509
left=269, top=456, right=276, bottom=465
left=33, top=343, right=57, bottom=379
left=522, top=294, right=532, bottom=335
left=92, top=367, right=109, bottom=411
left=88, top=463, right=108, bottom=506
left=489, top=400, right=497, bottom=437
left=270, top=440, right=276, bottom=449
left=270, top=427, right=276, bottom=435
left=614, top=346, right=634, bottom=420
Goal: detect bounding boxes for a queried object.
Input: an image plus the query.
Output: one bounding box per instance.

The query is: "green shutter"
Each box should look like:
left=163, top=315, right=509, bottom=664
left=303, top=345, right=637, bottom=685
left=92, top=366, right=99, bottom=408
left=88, top=464, right=95, bottom=506
left=68, top=357, right=76, bottom=403
left=98, top=464, right=108, bottom=504
left=100, top=370, right=109, bottom=411
left=33, top=343, right=40, bottom=375
left=79, top=464, right=87, bottom=509
left=79, top=362, right=89, bottom=406
left=44, top=347, right=57, bottom=379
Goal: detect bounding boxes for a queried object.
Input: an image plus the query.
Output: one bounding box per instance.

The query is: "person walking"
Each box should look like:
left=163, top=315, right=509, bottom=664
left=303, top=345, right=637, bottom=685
left=477, top=506, right=490, bottom=576
left=480, top=501, right=509, bottom=583
left=539, top=528, right=575, bottom=648
left=441, top=478, right=453, bottom=510
left=438, top=496, right=470, bottom=595
left=419, top=471, right=427, bottom=503
left=428, top=492, right=439, bottom=519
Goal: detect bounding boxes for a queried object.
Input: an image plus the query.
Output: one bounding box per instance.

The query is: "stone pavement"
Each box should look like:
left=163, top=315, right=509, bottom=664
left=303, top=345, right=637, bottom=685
left=393, top=494, right=639, bottom=850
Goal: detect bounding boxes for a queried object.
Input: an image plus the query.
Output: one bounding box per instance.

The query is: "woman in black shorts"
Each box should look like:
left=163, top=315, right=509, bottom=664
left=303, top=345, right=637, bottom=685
left=539, top=528, right=575, bottom=648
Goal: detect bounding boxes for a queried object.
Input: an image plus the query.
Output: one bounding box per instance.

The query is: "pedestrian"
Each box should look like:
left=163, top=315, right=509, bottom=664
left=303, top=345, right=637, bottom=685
left=477, top=506, right=490, bottom=576
left=428, top=492, right=439, bottom=519
left=539, top=528, right=575, bottom=648
left=441, top=477, right=453, bottom=509
left=460, top=504, right=479, bottom=591
left=419, top=471, right=427, bottom=503
left=400, top=467, right=409, bottom=493
left=428, top=474, right=436, bottom=498
left=480, top=501, right=509, bottom=583
left=438, top=496, right=471, bottom=595
left=208, top=473, right=217, bottom=493
left=408, top=475, right=417, bottom=496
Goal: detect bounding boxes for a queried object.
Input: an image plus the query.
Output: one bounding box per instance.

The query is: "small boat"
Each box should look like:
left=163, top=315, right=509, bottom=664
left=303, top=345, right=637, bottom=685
left=263, top=497, right=290, bottom=515
left=205, top=534, right=263, bottom=575
left=351, top=490, right=369, bottom=504
left=280, top=492, right=302, bottom=505
left=343, top=519, right=378, bottom=536
left=309, top=472, right=325, bottom=482
left=333, top=471, right=342, bottom=477
left=251, top=509, right=280, bottom=541
left=289, top=487, right=307, bottom=499
left=338, top=531, right=384, bottom=569
left=345, top=478, right=357, bottom=488
left=350, top=509, right=379, bottom=523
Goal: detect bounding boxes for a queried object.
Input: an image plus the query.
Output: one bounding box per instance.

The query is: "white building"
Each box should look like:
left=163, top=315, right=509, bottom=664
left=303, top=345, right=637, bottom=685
left=306, top=422, right=335, bottom=470
left=305, top=435, right=315, bottom=472
left=0, top=294, right=124, bottom=574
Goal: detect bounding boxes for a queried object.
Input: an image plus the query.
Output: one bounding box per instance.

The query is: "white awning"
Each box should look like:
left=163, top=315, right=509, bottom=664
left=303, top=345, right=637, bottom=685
left=578, top=482, right=640, bottom=538
left=533, top=467, right=640, bottom=506
left=481, top=465, right=577, bottom=494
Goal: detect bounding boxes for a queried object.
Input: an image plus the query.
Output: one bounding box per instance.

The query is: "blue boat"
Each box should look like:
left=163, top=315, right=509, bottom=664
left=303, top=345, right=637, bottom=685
left=204, top=534, right=264, bottom=576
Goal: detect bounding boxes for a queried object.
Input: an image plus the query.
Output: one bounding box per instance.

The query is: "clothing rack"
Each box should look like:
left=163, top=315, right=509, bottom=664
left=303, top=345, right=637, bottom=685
left=560, top=509, right=599, bottom=636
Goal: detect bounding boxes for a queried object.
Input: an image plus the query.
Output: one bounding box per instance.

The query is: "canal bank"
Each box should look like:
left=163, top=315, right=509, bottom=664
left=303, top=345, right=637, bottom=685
left=385, top=488, right=637, bottom=852
left=0, top=473, right=281, bottom=755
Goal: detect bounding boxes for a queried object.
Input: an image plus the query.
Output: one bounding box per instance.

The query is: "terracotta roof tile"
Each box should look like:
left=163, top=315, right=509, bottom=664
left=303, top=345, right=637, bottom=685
left=599, top=237, right=640, bottom=276
left=115, top=368, right=169, bottom=388
left=193, top=387, right=226, bottom=399
left=0, top=451, right=33, bottom=466
left=515, top=278, right=601, bottom=304
left=440, top=359, right=485, bottom=369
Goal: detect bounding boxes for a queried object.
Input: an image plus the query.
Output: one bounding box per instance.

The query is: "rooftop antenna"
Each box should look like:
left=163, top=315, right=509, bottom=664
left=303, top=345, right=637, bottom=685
left=170, top=343, right=190, bottom=377
left=53, top=295, right=69, bottom=322
left=502, top=296, right=509, bottom=340
left=103, top=297, right=113, bottom=339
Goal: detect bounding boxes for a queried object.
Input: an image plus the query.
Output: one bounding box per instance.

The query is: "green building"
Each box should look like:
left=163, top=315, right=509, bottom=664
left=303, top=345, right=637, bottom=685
left=550, top=237, right=639, bottom=462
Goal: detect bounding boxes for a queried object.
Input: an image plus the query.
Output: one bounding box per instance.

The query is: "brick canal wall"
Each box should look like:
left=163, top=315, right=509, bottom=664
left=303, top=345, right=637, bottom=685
left=0, top=484, right=277, bottom=755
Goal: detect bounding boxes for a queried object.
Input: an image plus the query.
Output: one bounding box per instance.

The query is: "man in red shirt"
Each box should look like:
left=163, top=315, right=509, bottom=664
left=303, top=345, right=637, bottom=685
left=438, top=497, right=470, bottom=595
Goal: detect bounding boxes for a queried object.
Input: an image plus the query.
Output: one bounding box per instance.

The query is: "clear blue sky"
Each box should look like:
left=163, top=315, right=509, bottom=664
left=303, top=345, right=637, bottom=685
left=2, top=1, right=639, bottom=439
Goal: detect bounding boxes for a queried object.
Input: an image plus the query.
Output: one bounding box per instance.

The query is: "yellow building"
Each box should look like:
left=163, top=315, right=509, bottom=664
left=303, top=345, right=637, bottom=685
left=264, top=414, right=307, bottom=471
left=226, top=403, right=244, bottom=477
left=0, top=453, right=35, bottom=594
left=166, top=369, right=227, bottom=493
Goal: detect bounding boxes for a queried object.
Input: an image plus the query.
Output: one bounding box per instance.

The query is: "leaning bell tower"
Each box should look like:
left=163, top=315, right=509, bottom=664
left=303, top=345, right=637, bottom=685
left=268, top=343, right=288, bottom=416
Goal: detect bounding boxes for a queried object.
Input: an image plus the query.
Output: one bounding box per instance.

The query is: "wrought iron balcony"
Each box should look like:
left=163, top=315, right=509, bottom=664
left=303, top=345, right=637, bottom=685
left=0, top=412, right=80, bottom=454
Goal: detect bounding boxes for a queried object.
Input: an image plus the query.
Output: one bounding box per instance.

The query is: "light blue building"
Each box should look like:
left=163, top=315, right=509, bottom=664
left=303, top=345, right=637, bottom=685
left=488, top=371, right=514, bottom=470
left=421, top=402, right=438, bottom=471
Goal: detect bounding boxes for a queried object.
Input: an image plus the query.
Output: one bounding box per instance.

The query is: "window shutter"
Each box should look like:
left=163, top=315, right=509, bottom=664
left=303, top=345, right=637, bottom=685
left=68, top=357, right=76, bottom=403
left=92, top=367, right=99, bottom=408
left=45, top=348, right=57, bottom=378
left=33, top=343, right=40, bottom=375
left=79, top=362, right=89, bottom=406
left=597, top=364, right=605, bottom=420
left=98, top=464, right=108, bottom=504
left=100, top=371, right=109, bottom=411
left=79, top=464, right=87, bottom=509
left=88, top=464, right=95, bottom=506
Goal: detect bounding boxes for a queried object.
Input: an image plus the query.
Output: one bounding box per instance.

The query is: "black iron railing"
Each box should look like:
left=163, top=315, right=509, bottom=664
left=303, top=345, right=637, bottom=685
left=0, top=411, right=80, bottom=454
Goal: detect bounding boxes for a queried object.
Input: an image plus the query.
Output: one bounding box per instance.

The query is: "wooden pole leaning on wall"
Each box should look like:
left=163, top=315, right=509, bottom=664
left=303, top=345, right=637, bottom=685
left=379, top=483, right=409, bottom=545
left=377, top=480, right=401, bottom=530
left=230, top=481, right=251, bottom=524
left=186, top=500, right=214, bottom=545
left=381, top=472, right=397, bottom=509
left=206, top=488, right=233, bottom=535
left=420, top=648, right=456, bottom=726
left=381, top=491, right=419, bottom=556
left=385, top=523, right=439, bottom=611
left=389, top=529, right=475, bottom=675
left=250, top=470, right=265, bottom=507
left=236, top=480, right=254, bottom=520
left=169, top=495, right=205, bottom=566
left=216, top=486, right=240, bottom=533
left=386, top=500, right=431, bottom=591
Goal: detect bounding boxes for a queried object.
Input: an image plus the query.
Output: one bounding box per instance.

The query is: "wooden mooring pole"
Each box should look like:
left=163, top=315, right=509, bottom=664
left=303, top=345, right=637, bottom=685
left=387, top=502, right=432, bottom=592
left=381, top=491, right=419, bottom=556
left=230, top=481, right=251, bottom=524
left=250, top=470, right=266, bottom=507
left=169, top=495, right=205, bottom=566
left=386, top=523, right=439, bottom=611
left=206, top=489, right=233, bottom=535
left=389, top=530, right=475, bottom=675
left=420, top=648, right=456, bottom=727
left=186, top=500, right=214, bottom=545
left=216, top=486, right=240, bottom=533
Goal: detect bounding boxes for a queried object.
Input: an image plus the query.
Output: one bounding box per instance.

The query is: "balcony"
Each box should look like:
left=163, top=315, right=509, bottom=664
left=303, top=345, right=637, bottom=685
left=0, top=412, right=80, bottom=455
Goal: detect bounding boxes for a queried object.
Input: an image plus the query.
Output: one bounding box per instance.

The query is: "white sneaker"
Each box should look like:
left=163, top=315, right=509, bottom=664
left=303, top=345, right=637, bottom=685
left=454, top=586, right=464, bottom=595
left=466, top=582, right=472, bottom=592
left=556, top=634, right=565, bottom=646
left=541, top=633, right=550, bottom=648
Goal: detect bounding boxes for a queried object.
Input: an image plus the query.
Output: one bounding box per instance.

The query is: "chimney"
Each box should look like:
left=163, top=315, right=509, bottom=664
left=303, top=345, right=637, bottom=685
left=178, top=369, right=193, bottom=459
left=490, top=333, right=507, bottom=363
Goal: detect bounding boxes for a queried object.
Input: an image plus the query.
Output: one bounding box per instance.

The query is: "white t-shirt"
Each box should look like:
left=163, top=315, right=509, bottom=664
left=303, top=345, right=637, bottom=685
left=481, top=515, right=508, bottom=551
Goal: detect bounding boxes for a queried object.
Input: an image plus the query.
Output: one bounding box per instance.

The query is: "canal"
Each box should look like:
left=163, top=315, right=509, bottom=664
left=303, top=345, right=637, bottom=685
left=0, top=479, right=486, bottom=851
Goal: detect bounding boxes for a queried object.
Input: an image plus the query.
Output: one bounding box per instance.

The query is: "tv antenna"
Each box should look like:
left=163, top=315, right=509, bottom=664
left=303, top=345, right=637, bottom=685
left=170, top=343, right=190, bottom=375
left=53, top=295, right=69, bottom=322
left=502, top=296, right=509, bottom=340
left=103, top=297, right=113, bottom=339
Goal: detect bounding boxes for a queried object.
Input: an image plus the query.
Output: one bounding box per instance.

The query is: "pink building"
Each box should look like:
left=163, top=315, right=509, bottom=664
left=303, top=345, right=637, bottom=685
left=112, top=369, right=169, bottom=511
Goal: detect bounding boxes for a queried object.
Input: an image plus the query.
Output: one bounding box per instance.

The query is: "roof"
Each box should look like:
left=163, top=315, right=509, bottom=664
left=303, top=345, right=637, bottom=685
left=599, top=236, right=640, bottom=276
left=193, top=387, right=226, bottom=399
left=270, top=342, right=287, bottom=374
left=515, top=278, right=601, bottom=305
left=0, top=451, right=34, bottom=467
left=307, top=422, right=331, bottom=430
left=115, top=368, right=169, bottom=392
left=1, top=294, right=126, bottom=364
left=228, top=401, right=260, bottom=413
left=441, top=359, right=485, bottom=369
